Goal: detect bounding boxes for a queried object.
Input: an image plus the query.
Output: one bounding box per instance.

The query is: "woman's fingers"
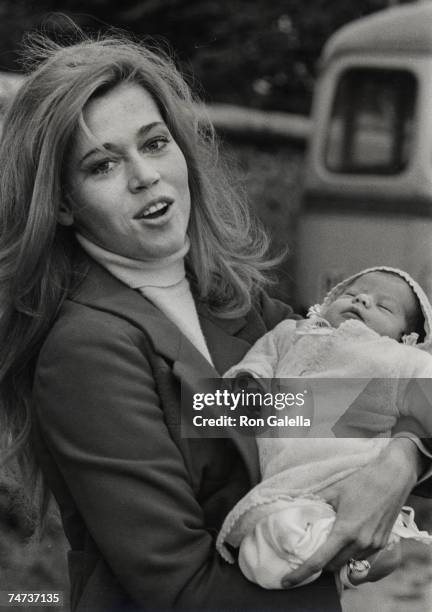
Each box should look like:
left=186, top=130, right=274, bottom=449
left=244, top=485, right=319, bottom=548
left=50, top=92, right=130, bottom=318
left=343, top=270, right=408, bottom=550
left=282, top=439, right=421, bottom=588
left=281, top=535, right=344, bottom=587
left=322, top=537, right=384, bottom=572
left=281, top=520, right=387, bottom=587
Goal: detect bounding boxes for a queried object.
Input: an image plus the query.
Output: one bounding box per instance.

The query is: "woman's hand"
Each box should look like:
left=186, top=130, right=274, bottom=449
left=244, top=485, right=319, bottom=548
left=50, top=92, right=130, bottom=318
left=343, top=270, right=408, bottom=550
left=282, top=438, right=424, bottom=588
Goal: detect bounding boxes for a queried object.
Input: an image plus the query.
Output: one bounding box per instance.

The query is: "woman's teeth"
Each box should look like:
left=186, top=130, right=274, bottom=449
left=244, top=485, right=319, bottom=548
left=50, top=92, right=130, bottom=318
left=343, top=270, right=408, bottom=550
left=141, top=201, right=170, bottom=218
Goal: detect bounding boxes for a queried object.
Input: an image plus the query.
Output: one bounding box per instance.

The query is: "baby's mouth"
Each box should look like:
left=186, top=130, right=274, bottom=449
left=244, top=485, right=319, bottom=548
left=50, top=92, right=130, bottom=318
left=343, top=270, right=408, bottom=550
left=343, top=309, right=364, bottom=321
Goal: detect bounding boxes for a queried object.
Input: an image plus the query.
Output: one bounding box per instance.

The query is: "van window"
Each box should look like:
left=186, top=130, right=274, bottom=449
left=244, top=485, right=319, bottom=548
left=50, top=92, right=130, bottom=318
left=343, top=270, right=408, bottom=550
left=325, top=68, right=416, bottom=174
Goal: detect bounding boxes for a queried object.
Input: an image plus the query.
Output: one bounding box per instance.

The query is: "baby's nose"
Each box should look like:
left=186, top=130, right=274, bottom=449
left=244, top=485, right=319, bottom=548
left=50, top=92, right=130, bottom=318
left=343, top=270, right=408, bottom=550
left=354, top=293, right=371, bottom=307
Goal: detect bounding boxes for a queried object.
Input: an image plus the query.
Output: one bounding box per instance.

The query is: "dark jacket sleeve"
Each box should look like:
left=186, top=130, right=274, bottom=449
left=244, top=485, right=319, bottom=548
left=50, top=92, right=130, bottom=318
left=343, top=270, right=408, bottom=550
left=33, top=307, right=338, bottom=611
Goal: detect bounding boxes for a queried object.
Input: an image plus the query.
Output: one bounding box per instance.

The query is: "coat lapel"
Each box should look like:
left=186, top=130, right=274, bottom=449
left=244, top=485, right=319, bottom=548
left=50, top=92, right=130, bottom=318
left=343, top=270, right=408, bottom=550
left=196, top=305, right=250, bottom=374
left=72, top=260, right=260, bottom=483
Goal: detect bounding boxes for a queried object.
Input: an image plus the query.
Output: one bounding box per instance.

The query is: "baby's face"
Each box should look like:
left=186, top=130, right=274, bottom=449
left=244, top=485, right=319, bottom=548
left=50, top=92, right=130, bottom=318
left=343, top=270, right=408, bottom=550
left=322, top=271, right=419, bottom=340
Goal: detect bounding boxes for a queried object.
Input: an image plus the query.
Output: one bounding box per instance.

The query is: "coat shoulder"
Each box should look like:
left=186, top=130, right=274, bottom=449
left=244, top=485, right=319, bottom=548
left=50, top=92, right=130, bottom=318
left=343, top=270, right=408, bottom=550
left=41, top=299, right=142, bottom=356
left=254, top=291, right=298, bottom=331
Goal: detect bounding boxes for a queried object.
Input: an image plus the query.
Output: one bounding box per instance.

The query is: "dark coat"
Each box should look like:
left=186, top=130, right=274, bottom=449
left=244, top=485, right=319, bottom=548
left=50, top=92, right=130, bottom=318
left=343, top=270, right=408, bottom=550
left=32, top=259, right=341, bottom=612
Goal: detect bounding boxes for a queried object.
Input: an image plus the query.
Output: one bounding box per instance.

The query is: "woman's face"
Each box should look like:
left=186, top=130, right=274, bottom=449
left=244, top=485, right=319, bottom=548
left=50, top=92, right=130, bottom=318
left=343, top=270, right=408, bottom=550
left=64, top=82, right=191, bottom=260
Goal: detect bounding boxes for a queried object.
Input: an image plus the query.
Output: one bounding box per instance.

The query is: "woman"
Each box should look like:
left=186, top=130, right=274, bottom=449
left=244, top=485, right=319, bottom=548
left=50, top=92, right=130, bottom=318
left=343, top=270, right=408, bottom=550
left=0, top=28, right=429, bottom=611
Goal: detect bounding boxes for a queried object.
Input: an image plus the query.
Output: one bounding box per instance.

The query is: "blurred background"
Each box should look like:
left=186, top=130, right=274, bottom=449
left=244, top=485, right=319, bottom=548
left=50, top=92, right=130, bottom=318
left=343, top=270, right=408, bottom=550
left=0, top=0, right=418, bottom=305
left=0, top=0, right=408, bottom=113
left=0, top=1, right=431, bottom=611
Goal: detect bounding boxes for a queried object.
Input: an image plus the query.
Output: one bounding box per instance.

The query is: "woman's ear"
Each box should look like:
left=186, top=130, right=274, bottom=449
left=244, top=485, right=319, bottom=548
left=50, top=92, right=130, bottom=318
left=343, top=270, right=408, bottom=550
left=58, top=200, right=74, bottom=226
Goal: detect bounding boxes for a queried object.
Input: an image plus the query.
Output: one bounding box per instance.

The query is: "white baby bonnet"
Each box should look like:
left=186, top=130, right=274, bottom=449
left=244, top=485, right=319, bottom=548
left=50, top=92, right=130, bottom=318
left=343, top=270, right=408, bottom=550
left=312, top=266, right=432, bottom=349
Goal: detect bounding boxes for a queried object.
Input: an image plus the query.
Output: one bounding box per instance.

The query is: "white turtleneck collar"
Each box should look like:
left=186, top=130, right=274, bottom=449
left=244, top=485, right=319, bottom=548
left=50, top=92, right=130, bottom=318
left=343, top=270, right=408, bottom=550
left=75, top=232, right=190, bottom=289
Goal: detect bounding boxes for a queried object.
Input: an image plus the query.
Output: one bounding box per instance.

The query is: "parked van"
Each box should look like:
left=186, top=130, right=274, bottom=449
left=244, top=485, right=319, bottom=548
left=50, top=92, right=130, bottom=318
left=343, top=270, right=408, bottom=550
left=295, top=2, right=432, bottom=310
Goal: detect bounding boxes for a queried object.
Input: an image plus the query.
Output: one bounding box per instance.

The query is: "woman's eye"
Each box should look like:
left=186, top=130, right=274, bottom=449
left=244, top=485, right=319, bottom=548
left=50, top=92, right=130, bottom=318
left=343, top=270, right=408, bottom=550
left=90, top=159, right=117, bottom=175
left=144, top=136, right=170, bottom=153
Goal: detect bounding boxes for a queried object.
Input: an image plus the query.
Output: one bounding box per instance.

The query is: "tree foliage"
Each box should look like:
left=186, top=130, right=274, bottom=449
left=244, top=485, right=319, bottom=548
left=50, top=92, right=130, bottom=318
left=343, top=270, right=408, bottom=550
left=0, top=0, right=414, bottom=113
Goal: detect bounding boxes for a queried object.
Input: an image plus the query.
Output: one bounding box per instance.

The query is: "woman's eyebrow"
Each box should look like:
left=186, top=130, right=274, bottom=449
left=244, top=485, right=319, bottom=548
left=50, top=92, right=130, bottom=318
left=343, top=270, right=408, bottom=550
left=136, top=121, right=165, bottom=137
left=79, top=143, right=118, bottom=165
left=79, top=121, right=166, bottom=164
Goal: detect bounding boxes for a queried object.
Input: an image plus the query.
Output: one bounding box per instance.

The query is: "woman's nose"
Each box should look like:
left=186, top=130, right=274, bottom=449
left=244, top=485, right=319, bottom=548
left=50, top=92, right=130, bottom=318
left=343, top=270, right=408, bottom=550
left=128, top=159, right=160, bottom=193
left=353, top=293, right=371, bottom=308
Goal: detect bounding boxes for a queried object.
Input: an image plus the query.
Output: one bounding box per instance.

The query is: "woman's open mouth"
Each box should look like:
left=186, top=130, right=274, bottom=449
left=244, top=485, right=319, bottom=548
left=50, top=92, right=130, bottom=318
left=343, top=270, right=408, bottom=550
left=134, top=197, right=174, bottom=222
left=140, top=201, right=172, bottom=219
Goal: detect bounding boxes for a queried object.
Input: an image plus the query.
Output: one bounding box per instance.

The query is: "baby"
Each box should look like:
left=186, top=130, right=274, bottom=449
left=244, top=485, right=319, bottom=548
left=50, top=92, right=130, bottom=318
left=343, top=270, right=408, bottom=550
left=216, top=266, right=432, bottom=589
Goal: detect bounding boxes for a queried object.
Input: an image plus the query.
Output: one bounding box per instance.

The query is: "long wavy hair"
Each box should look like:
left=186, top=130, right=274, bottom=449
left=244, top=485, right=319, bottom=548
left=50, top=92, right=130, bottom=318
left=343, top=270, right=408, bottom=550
left=0, top=27, right=279, bottom=472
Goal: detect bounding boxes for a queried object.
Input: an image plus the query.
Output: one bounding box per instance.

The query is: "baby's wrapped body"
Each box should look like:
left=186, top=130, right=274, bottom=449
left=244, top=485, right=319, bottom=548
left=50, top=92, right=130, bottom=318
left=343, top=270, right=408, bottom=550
left=216, top=267, right=432, bottom=588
